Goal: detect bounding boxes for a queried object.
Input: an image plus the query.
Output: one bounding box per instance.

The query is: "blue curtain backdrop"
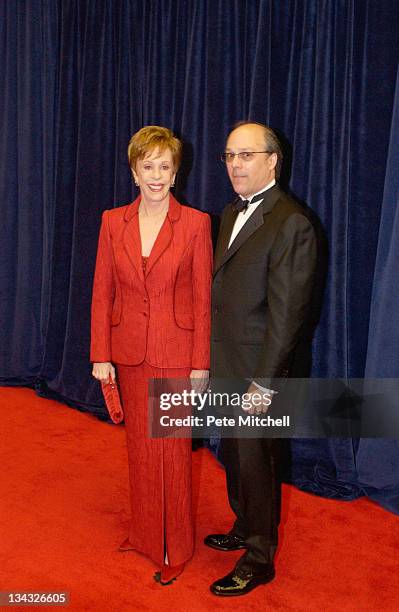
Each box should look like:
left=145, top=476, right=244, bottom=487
left=1, top=0, right=399, bottom=512
left=360, top=67, right=399, bottom=513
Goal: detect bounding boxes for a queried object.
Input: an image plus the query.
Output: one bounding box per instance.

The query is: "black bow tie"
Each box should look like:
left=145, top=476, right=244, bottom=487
left=232, top=198, right=250, bottom=213
left=232, top=188, right=271, bottom=214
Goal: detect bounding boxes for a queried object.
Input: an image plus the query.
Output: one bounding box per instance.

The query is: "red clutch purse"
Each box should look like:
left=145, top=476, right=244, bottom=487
left=101, top=376, right=124, bottom=424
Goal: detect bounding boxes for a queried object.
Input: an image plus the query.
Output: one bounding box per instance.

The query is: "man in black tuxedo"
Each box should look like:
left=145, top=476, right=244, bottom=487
left=206, top=121, right=317, bottom=596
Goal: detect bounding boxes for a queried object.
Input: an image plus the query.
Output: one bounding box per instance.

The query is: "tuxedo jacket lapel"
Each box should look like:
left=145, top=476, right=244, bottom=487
left=214, top=205, right=238, bottom=274
left=214, top=185, right=282, bottom=275
left=218, top=204, right=265, bottom=269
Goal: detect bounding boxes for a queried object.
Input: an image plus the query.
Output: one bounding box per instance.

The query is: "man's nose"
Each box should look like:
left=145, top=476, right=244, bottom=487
left=231, top=154, right=242, bottom=168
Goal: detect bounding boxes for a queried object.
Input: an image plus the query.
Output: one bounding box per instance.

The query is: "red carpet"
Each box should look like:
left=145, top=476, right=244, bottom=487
left=1, top=387, right=398, bottom=611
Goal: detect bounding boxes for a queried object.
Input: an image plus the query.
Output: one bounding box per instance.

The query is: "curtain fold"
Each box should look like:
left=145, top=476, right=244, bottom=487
left=360, top=67, right=399, bottom=514
left=1, top=0, right=399, bottom=509
left=0, top=0, right=59, bottom=384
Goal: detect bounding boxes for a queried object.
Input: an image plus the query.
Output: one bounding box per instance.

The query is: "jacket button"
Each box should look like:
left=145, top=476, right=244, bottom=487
left=143, top=312, right=148, bottom=317
left=143, top=297, right=148, bottom=303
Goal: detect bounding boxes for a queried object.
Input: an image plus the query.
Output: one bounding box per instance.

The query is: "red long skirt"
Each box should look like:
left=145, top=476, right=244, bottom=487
left=117, top=362, right=193, bottom=568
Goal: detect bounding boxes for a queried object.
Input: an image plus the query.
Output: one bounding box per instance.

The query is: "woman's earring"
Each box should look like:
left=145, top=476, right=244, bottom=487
left=171, top=181, right=175, bottom=187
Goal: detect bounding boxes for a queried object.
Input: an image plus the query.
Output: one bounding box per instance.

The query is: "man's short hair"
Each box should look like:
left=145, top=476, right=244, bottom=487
left=231, top=121, right=283, bottom=180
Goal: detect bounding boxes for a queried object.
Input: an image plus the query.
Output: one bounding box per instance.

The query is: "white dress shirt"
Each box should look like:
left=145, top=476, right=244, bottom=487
left=228, top=179, right=276, bottom=248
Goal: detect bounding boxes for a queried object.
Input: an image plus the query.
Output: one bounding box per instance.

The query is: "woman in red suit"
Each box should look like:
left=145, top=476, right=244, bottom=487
left=90, top=126, right=212, bottom=585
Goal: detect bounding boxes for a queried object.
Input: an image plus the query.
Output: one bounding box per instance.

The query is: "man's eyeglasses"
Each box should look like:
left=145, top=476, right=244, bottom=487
left=221, top=151, right=271, bottom=163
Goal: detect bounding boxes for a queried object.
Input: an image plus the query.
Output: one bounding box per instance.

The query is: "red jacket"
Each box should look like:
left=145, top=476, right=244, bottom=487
left=90, top=194, right=212, bottom=369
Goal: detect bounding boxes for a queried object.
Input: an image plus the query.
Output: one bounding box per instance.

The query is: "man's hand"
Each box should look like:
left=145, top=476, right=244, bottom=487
left=190, top=369, right=209, bottom=394
left=92, top=362, right=116, bottom=384
left=242, top=382, right=273, bottom=415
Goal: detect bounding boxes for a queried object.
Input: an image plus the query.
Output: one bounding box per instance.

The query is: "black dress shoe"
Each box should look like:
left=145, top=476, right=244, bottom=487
left=204, top=532, right=246, bottom=551
left=210, top=565, right=275, bottom=597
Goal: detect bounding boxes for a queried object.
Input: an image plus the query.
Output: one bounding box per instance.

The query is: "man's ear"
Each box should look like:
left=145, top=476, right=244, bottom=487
left=268, top=152, right=278, bottom=171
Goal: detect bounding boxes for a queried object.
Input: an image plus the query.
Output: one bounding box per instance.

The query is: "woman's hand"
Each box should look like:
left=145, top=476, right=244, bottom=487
left=92, top=362, right=116, bottom=384
left=190, top=369, right=209, bottom=394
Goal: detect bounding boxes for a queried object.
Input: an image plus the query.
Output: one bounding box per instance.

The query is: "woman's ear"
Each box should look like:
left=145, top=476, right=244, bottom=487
left=132, top=169, right=139, bottom=186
